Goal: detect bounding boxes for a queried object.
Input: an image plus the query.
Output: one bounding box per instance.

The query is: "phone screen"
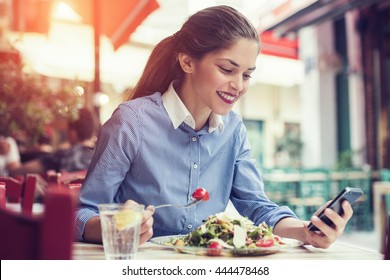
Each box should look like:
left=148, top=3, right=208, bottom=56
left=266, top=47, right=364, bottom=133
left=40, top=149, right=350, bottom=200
left=307, top=187, right=363, bottom=231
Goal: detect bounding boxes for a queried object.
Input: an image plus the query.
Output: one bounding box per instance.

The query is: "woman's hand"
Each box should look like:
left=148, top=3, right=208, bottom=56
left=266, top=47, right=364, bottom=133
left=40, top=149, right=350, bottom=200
left=124, top=200, right=155, bottom=245
left=140, top=205, right=155, bottom=244
left=303, top=200, right=353, bottom=248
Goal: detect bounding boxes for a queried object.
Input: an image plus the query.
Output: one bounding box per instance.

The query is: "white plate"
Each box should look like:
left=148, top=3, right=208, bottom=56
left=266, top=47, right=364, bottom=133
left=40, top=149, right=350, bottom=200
left=150, top=235, right=303, bottom=257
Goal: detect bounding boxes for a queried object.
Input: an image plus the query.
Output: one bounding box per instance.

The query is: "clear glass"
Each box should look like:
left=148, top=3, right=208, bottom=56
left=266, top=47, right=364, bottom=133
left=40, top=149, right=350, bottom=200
left=99, top=203, right=144, bottom=260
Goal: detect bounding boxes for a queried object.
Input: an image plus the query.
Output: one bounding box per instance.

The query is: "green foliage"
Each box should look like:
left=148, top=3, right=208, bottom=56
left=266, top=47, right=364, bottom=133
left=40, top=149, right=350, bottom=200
left=334, top=150, right=356, bottom=170
left=0, top=61, right=84, bottom=144
left=334, top=150, right=353, bottom=170
left=276, top=128, right=303, bottom=168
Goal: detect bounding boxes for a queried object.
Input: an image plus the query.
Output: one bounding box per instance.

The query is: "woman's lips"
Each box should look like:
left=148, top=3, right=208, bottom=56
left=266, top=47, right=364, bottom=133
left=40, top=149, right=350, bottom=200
left=217, top=91, right=237, bottom=104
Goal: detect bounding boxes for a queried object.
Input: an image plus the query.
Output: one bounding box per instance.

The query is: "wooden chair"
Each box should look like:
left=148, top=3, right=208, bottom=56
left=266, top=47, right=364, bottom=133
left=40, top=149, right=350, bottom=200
left=0, top=176, right=24, bottom=203
left=373, top=181, right=390, bottom=255
left=21, top=174, right=40, bottom=215
left=0, top=187, right=75, bottom=259
left=385, top=217, right=390, bottom=260
left=0, top=175, right=39, bottom=215
left=0, top=182, right=5, bottom=207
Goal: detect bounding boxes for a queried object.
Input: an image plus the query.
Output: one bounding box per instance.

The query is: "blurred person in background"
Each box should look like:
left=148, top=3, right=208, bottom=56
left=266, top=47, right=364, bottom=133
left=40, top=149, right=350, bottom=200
left=19, top=128, right=54, bottom=163
left=0, top=135, right=21, bottom=176
left=9, top=108, right=97, bottom=177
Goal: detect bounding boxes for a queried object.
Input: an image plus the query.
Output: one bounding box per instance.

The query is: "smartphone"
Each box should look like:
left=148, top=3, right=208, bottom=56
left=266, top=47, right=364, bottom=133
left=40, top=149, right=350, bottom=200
left=307, top=187, right=364, bottom=231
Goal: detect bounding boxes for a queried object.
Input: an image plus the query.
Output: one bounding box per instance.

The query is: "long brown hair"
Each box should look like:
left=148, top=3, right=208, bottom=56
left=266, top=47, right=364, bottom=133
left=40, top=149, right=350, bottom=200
left=128, top=5, right=259, bottom=100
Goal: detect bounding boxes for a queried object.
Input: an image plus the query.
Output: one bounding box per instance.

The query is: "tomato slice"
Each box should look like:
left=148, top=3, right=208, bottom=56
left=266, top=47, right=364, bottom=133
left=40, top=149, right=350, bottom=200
left=207, top=241, right=223, bottom=256
left=255, top=238, right=274, bottom=248
left=192, top=188, right=210, bottom=201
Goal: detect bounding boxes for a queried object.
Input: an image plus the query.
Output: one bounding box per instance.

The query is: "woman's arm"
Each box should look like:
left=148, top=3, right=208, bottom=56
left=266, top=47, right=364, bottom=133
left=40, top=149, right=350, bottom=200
left=83, top=216, right=102, bottom=243
left=83, top=204, right=155, bottom=245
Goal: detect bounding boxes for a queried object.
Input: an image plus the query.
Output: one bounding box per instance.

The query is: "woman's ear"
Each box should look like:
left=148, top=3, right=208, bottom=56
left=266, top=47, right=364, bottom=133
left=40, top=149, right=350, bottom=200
left=178, top=53, right=194, bottom=73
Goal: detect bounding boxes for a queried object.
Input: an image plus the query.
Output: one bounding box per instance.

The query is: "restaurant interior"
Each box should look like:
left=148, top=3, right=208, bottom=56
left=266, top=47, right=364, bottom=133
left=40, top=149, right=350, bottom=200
left=0, top=0, right=389, bottom=261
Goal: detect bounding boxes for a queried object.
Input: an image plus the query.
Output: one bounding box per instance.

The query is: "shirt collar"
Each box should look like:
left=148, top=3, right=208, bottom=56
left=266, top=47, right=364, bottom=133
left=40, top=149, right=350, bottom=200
left=162, top=81, right=224, bottom=133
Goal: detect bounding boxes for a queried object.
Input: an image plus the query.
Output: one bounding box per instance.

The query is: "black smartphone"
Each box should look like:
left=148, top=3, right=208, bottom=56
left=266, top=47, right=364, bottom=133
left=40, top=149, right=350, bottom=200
left=307, top=187, right=364, bottom=231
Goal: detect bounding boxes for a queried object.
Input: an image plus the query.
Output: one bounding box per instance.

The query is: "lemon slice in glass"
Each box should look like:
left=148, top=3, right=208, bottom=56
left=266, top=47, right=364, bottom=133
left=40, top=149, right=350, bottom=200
left=114, top=209, right=141, bottom=230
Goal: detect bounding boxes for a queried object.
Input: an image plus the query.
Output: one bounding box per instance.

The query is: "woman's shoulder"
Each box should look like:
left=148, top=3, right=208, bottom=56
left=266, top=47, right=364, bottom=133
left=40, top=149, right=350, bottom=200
left=104, top=92, right=164, bottom=129
left=120, top=92, right=163, bottom=110
left=223, top=110, right=244, bottom=126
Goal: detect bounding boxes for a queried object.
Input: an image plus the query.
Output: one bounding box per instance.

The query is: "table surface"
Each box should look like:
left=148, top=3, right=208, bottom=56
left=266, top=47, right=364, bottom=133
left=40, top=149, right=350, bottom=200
left=73, top=240, right=384, bottom=260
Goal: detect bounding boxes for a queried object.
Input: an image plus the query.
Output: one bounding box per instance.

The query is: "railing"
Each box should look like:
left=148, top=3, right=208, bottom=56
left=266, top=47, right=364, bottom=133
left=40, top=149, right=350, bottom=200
left=261, top=168, right=373, bottom=231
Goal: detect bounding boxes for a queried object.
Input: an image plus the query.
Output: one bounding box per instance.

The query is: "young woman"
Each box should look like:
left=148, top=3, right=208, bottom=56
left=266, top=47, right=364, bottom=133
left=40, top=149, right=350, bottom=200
left=75, top=5, right=352, bottom=248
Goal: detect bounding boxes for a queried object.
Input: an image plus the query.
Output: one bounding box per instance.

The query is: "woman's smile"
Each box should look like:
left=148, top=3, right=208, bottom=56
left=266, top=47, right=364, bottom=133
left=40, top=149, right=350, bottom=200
left=216, top=91, right=238, bottom=104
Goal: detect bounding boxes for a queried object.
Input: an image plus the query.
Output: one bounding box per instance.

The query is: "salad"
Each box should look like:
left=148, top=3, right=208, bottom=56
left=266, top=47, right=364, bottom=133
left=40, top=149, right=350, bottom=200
left=167, top=212, right=285, bottom=255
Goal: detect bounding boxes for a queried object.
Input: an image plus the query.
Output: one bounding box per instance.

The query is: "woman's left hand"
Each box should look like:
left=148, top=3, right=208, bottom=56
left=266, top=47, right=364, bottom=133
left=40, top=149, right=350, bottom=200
left=124, top=200, right=155, bottom=245
left=304, top=200, right=353, bottom=248
left=140, top=205, right=155, bottom=245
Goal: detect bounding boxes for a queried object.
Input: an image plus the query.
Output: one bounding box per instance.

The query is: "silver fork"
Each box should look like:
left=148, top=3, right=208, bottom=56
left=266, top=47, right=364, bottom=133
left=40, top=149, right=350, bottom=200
left=154, top=199, right=203, bottom=209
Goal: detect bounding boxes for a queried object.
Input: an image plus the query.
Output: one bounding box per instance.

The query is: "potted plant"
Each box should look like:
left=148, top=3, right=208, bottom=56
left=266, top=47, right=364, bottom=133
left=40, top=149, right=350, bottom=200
left=0, top=60, right=84, bottom=147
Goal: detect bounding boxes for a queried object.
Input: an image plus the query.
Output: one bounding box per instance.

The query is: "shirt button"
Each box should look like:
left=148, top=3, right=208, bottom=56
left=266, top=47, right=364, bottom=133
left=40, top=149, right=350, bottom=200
left=191, top=136, right=197, bottom=142
left=193, top=163, right=198, bottom=169
left=188, top=224, right=193, bottom=229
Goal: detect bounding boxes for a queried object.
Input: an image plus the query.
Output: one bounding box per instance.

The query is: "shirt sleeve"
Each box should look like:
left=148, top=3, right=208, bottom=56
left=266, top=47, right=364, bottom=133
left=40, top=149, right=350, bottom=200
left=74, top=104, right=141, bottom=241
left=230, top=122, right=297, bottom=228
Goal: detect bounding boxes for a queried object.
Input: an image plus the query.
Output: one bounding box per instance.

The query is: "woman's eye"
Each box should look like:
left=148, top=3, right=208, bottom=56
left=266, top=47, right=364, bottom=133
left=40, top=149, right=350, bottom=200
left=243, top=73, right=252, bottom=80
left=218, top=66, right=232, bottom=73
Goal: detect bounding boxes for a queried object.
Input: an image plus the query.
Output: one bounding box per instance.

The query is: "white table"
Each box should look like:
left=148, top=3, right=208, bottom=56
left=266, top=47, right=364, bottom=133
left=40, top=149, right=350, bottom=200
left=72, top=240, right=384, bottom=260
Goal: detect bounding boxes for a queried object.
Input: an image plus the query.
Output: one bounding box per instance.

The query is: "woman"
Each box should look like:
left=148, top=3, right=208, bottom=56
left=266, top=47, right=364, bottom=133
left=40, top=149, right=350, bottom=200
left=75, top=5, right=352, bottom=248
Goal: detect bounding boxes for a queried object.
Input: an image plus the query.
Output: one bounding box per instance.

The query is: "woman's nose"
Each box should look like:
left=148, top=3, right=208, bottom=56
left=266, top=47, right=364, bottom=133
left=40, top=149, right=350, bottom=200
left=229, top=76, right=244, bottom=92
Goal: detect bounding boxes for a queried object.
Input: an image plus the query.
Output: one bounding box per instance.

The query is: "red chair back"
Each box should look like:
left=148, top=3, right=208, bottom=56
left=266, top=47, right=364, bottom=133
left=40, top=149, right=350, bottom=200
left=0, top=176, right=23, bottom=203
left=21, top=175, right=37, bottom=215
left=0, top=187, right=75, bottom=259
left=0, top=175, right=38, bottom=214
left=0, top=182, right=5, bottom=207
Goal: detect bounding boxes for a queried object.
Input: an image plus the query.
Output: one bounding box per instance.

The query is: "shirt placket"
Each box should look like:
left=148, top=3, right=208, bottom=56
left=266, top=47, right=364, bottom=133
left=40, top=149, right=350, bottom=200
left=185, top=133, right=201, bottom=232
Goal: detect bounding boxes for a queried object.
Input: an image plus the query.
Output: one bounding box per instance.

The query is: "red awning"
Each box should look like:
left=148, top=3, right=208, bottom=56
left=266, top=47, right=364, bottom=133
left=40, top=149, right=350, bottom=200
left=11, top=0, right=54, bottom=34
left=10, top=0, right=159, bottom=50
left=260, top=31, right=298, bottom=60
left=64, top=0, right=159, bottom=50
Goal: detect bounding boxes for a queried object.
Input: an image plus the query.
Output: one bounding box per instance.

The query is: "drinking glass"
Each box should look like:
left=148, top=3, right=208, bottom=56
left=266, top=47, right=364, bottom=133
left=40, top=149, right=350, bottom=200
left=99, top=203, right=144, bottom=260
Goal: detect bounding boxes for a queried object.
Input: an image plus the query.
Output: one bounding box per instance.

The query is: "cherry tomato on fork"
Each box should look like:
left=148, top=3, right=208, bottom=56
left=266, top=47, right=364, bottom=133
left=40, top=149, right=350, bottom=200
left=192, top=188, right=210, bottom=201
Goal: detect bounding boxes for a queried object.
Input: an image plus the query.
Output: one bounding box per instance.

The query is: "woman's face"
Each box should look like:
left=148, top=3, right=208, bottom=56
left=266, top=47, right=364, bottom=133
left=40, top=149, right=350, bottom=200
left=189, top=38, right=259, bottom=116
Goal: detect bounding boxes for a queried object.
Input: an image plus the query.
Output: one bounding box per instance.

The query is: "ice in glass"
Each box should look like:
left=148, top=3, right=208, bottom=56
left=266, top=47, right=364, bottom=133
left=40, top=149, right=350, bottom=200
left=99, top=203, right=144, bottom=260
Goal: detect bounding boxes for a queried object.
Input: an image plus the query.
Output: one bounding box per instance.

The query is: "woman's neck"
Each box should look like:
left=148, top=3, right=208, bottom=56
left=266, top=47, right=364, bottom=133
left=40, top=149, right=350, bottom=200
left=177, top=80, right=211, bottom=131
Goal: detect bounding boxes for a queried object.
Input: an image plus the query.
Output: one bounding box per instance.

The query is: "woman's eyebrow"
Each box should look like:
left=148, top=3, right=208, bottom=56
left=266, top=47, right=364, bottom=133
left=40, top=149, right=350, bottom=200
left=221, top=58, right=256, bottom=71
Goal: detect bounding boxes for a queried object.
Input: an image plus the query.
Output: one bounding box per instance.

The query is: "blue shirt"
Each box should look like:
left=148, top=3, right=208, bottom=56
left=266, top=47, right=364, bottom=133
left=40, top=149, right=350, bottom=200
left=75, top=83, right=297, bottom=241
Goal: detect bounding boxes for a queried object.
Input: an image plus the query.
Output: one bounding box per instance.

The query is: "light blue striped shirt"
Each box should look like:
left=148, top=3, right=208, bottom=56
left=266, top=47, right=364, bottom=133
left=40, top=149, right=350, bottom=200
left=75, top=83, right=297, bottom=241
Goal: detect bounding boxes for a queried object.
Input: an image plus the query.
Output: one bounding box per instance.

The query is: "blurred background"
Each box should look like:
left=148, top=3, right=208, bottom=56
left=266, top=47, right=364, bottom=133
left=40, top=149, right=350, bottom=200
left=1, top=0, right=390, bottom=251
